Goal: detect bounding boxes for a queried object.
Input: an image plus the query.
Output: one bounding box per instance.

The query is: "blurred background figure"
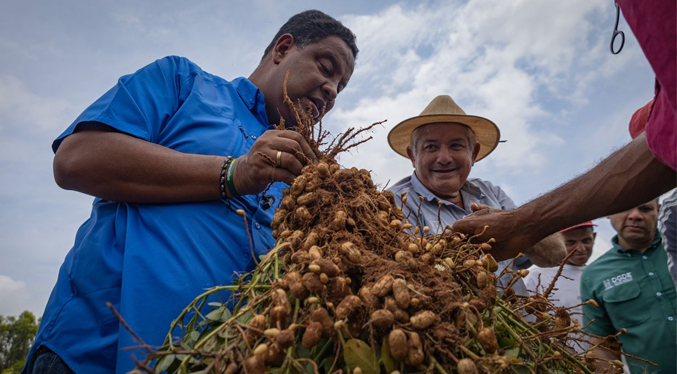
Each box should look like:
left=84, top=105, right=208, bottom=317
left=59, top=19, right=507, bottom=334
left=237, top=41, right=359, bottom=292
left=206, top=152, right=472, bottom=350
left=524, top=221, right=596, bottom=352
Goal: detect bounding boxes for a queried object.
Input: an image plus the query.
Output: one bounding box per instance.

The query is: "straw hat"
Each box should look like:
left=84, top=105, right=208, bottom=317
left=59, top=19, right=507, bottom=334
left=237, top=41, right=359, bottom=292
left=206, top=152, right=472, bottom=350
left=388, top=95, right=500, bottom=162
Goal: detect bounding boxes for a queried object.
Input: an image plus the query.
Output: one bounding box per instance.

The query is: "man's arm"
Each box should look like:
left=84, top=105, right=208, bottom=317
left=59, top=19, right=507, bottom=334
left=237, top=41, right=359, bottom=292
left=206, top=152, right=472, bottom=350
left=54, top=123, right=223, bottom=203
left=54, top=123, right=315, bottom=203
left=454, top=134, right=676, bottom=261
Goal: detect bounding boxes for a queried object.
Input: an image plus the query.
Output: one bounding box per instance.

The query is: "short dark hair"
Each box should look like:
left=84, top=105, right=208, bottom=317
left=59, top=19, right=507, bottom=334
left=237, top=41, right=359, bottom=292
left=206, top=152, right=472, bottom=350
left=262, top=10, right=358, bottom=62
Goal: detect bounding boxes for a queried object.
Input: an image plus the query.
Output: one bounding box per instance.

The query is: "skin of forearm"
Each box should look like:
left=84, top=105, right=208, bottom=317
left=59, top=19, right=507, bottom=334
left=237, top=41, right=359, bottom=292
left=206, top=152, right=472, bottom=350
left=53, top=130, right=225, bottom=203
left=517, top=134, right=676, bottom=245
left=524, top=232, right=566, bottom=268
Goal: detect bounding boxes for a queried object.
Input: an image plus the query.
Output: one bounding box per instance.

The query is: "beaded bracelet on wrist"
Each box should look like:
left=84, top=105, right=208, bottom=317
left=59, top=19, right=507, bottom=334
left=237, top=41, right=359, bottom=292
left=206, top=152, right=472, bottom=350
left=219, top=156, right=236, bottom=199
left=226, top=158, right=240, bottom=197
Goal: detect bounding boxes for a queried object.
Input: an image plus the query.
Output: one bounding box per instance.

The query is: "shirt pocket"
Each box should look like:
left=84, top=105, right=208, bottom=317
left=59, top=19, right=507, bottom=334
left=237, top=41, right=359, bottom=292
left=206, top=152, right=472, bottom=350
left=602, top=282, right=650, bottom=328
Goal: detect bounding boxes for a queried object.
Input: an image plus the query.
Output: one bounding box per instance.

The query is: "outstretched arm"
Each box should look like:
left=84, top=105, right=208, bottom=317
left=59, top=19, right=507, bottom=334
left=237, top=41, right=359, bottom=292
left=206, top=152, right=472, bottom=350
left=454, top=134, right=676, bottom=261
left=54, top=122, right=315, bottom=204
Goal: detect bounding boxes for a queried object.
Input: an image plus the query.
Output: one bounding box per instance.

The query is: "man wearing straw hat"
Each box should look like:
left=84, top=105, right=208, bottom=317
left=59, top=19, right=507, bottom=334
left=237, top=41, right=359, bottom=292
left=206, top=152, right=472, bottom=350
left=387, top=95, right=566, bottom=295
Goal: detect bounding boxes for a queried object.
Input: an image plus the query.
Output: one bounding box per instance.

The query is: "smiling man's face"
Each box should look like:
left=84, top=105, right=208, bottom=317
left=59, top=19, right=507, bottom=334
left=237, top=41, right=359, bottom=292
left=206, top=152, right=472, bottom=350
left=562, top=227, right=596, bottom=266
left=407, top=123, right=480, bottom=202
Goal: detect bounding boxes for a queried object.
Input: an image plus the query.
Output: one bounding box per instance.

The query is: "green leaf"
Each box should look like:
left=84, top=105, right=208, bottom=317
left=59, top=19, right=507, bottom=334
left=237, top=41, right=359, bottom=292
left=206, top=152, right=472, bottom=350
left=293, top=345, right=314, bottom=374
left=154, top=354, right=176, bottom=372
left=205, top=308, right=224, bottom=321
left=220, top=308, right=232, bottom=322
left=295, top=344, right=313, bottom=359
left=511, top=365, right=531, bottom=374
left=237, top=310, right=253, bottom=325
left=380, top=338, right=398, bottom=374
left=343, top=339, right=379, bottom=374
left=321, top=357, right=334, bottom=373
left=499, top=336, right=516, bottom=348
left=504, top=347, right=520, bottom=358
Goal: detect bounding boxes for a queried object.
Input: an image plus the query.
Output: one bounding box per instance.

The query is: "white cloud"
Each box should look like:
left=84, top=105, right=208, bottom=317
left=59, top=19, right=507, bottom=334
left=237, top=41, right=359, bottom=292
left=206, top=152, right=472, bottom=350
left=0, top=74, right=75, bottom=136
left=335, top=0, right=618, bottom=181
left=0, top=275, right=30, bottom=316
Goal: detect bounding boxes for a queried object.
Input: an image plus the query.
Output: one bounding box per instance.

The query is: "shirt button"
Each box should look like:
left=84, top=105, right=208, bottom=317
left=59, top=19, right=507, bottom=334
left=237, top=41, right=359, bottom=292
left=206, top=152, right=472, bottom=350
left=649, top=272, right=655, bottom=276
left=657, top=291, right=663, bottom=297
left=255, top=223, right=261, bottom=230
left=251, top=135, right=257, bottom=139
left=669, top=316, right=675, bottom=321
left=642, top=256, right=648, bottom=260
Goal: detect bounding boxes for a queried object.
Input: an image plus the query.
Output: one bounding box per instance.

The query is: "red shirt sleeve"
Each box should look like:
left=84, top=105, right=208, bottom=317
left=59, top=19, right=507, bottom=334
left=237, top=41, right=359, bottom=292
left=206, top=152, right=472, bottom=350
left=618, top=0, right=677, bottom=170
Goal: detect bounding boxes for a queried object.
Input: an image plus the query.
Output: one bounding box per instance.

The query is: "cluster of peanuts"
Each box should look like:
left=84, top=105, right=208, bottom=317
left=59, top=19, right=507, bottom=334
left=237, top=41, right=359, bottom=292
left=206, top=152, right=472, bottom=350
left=161, top=158, right=598, bottom=374
left=243, top=160, right=512, bottom=373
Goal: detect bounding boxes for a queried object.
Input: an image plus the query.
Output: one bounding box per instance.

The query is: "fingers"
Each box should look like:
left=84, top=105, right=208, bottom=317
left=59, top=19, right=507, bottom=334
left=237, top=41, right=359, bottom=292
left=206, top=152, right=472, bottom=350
left=273, top=138, right=311, bottom=175
left=275, top=130, right=318, bottom=164
left=470, top=203, right=493, bottom=212
left=270, top=166, right=297, bottom=186
left=233, top=130, right=317, bottom=195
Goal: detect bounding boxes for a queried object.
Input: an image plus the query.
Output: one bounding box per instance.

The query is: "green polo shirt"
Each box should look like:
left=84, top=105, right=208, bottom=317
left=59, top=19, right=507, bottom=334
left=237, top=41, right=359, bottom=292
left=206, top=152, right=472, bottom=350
left=581, top=232, right=676, bottom=374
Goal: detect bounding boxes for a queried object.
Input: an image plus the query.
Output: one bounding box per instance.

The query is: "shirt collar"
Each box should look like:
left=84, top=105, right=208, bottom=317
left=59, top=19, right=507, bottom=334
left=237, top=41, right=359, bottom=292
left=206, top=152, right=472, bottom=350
left=410, top=172, right=483, bottom=204
left=232, top=77, right=270, bottom=127
left=611, top=230, right=663, bottom=255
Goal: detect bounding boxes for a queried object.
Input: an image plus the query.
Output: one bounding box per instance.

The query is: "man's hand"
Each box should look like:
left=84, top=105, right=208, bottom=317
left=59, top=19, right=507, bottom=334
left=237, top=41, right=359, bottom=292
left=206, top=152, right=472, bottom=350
left=459, top=203, right=561, bottom=264
left=453, top=206, right=543, bottom=262
left=234, top=129, right=317, bottom=196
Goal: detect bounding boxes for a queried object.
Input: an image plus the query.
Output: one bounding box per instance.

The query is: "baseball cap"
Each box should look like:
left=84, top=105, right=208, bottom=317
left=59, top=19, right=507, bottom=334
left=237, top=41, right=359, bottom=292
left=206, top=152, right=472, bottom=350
left=560, top=221, right=596, bottom=233
left=628, top=99, right=654, bottom=139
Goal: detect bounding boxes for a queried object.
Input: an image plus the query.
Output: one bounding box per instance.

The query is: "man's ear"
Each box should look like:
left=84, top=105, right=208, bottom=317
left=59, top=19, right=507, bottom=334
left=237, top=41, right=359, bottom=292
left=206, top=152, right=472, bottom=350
left=272, top=34, right=295, bottom=64
left=406, top=146, right=416, bottom=168
left=471, top=143, right=481, bottom=165
left=593, top=232, right=597, bottom=241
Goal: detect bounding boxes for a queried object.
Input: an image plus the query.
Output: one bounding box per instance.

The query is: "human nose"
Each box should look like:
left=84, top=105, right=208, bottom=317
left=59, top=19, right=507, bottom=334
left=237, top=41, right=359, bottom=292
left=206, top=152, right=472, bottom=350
left=436, top=147, right=453, bottom=164
left=322, top=81, right=338, bottom=103
left=626, top=208, right=644, bottom=221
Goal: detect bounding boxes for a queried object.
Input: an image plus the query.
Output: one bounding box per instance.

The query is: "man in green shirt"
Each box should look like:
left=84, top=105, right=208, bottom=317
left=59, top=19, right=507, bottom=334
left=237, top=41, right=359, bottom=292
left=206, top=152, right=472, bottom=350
left=581, top=199, right=676, bottom=373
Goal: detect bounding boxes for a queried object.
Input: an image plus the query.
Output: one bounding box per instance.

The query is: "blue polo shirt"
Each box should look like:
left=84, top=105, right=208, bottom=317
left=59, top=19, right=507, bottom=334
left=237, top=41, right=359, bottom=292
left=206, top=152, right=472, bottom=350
left=26, top=56, right=285, bottom=374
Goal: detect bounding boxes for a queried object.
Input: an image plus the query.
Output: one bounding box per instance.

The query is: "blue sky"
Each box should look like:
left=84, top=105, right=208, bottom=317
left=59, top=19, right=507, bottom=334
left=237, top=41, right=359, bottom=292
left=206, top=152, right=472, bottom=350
left=0, top=0, right=657, bottom=316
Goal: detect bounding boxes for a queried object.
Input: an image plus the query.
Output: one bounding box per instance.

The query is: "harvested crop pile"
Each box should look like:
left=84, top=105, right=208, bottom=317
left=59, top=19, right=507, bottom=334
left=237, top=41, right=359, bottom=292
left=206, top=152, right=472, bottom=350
left=126, top=83, right=628, bottom=374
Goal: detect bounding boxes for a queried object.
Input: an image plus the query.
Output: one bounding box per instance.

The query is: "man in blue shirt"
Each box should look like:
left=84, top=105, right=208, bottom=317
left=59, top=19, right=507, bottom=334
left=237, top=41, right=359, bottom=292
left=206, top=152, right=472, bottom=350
left=387, top=95, right=565, bottom=295
left=24, top=10, right=357, bottom=374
